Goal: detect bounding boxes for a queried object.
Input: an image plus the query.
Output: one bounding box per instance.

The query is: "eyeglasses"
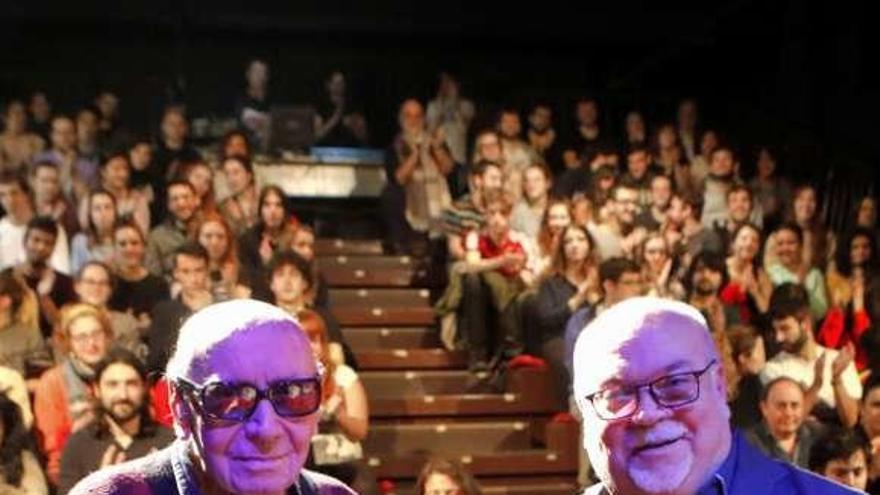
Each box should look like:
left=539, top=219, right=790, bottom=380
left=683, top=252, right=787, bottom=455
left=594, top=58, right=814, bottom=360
left=70, top=330, right=107, bottom=345
left=175, top=376, right=322, bottom=422
left=584, top=359, right=717, bottom=420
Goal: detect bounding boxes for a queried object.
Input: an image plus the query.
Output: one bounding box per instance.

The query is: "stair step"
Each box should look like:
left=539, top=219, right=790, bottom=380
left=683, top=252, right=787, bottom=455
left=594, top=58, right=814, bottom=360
left=332, top=306, right=435, bottom=326
left=361, top=370, right=476, bottom=397
left=329, top=288, right=431, bottom=307
left=367, top=449, right=578, bottom=479
left=342, top=327, right=439, bottom=349
left=356, top=348, right=467, bottom=370
left=364, top=421, right=533, bottom=457
left=369, top=393, right=558, bottom=418
left=390, top=476, right=577, bottom=495
left=315, top=238, right=384, bottom=256
left=321, top=265, right=427, bottom=287
left=317, top=255, right=427, bottom=269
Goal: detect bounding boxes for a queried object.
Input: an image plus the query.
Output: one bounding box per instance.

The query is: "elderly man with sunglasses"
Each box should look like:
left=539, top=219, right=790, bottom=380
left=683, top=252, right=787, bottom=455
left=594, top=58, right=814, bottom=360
left=572, top=297, right=858, bottom=495
left=70, top=299, right=355, bottom=495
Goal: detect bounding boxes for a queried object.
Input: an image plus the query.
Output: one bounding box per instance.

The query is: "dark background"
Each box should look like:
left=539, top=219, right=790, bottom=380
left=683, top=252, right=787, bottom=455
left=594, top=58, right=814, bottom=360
left=1, top=1, right=875, bottom=187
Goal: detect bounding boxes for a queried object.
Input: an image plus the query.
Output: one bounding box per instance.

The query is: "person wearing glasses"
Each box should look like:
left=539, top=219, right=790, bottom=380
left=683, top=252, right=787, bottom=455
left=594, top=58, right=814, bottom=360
left=33, top=303, right=114, bottom=487
left=69, top=299, right=354, bottom=495
left=572, top=296, right=857, bottom=495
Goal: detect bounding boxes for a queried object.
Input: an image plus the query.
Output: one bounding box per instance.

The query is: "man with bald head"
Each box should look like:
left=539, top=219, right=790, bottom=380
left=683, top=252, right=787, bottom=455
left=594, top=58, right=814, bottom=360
left=70, top=299, right=354, bottom=495
left=572, top=297, right=857, bottom=494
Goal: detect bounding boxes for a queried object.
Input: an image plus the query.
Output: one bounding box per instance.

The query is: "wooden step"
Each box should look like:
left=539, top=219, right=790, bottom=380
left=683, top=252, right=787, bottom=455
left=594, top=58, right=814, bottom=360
left=361, top=370, right=479, bottom=397
left=369, top=393, right=558, bottom=418
left=342, top=327, right=439, bottom=349
left=332, top=306, right=435, bottom=326
left=366, top=420, right=579, bottom=478
left=389, top=476, right=577, bottom=495
left=329, top=288, right=431, bottom=307
left=321, top=265, right=426, bottom=287
left=367, top=449, right=578, bottom=479
left=315, top=238, right=384, bottom=256
left=317, top=255, right=427, bottom=269
left=355, top=348, right=467, bottom=370
left=363, top=421, right=533, bottom=457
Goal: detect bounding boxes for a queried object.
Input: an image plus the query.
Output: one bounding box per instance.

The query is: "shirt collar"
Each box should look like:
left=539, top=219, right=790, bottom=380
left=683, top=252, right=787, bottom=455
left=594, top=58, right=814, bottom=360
left=697, top=429, right=738, bottom=495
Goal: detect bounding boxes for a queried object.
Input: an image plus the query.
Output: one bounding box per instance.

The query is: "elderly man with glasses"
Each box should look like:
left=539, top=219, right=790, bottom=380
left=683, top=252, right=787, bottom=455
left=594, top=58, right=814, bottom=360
left=572, top=297, right=857, bottom=495
left=70, top=299, right=355, bottom=495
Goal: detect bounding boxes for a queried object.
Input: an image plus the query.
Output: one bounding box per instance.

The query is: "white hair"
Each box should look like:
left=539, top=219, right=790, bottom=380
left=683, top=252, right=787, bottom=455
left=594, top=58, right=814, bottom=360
left=571, top=297, right=711, bottom=406
left=164, top=299, right=308, bottom=381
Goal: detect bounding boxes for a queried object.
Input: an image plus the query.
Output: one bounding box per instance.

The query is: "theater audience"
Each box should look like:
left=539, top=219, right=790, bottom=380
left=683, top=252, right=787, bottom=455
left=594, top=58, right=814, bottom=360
left=526, top=104, right=562, bottom=171
left=0, top=173, right=70, bottom=275
left=533, top=224, right=599, bottom=404
left=791, top=184, right=835, bottom=270
left=145, top=243, right=213, bottom=374
left=722, top=222, right=773, bottom=324
left=314, top=71, right=369, bottom=147
left=218, top=154, right=258, bottom=235
left=235, top=59, right=271, bottom=149
left=633, top=173, right=672, bottom=232
left=194, top=212, right=251, bottom=301
left=30, top=161, right=79, bottom=240
left=28, top=92, right=52, bottom=143
left=71, top=190, right=117, bottom=273
left=0, top=392, right=47, bottom=495
left=761, top=283, right=860, bottom=427
left=145, top=180, right=199, bottom=278
left=588, top=184, right=644, bottom=261
left=34, top=304, right=113, bottom=485
left=179, top=159, right=216, bottom=213
left=96, top=153, right=150, bottom=234
left=510, top=162, right=552, bottom=238
left=426, top=72, right=475, bottom=166
left=72, top=262, right=143, bottom=360
left=728, top=324, right=767, bottom=429
left=747, top=376, right=821, bottom=469
left=749, top=146, right=792, bottom=230
left=0, top=271, right=44, bottom=377
left=416, top=458, right=482, bottom=495
left=12, top=217, right=76, bottom=338
left=638, top=233, right=683, bottom=299
left=3, top=61, right=880, bottom=493
left=388, top=99, right=453, bottom=244
left=108, top=221, right=168, bottom=321
left=808, top=427, right=869, bottom=492
left=237, top=185, right=293, bottom=287
left=0, top=100, right=45, bottom=173
left=299, top=310, right=373, bottom=494
left=767, top=223, right=829, bottom=321
left=58, top=349, right=173, bottom=495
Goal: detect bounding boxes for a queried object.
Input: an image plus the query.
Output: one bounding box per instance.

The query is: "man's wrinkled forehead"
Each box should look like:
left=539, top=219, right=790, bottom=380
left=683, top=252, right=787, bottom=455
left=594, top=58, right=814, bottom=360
left=185, top=318, right=312, bottom=380
left=573, top=299, right=710, bottom=392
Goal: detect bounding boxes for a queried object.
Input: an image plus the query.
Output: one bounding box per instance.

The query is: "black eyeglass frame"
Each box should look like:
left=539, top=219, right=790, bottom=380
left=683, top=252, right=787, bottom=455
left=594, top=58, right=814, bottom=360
left=175, top=375, right=322, bottom=422
left=583, top=358, right=718, bottom=421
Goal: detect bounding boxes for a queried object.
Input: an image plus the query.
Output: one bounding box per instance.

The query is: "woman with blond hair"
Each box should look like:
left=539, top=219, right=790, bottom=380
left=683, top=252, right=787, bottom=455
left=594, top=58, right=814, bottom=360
left=33, top=303, right=113, bottom=486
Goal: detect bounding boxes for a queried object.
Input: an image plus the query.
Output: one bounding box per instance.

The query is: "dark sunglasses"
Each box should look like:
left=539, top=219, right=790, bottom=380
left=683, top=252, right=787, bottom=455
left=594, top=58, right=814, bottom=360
left=175, top=376, right=322, bottom=422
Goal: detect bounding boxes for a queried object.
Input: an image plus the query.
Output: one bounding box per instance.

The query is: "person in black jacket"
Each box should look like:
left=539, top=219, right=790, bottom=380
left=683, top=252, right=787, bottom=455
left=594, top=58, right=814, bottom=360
left=533, top=224, right=599, bottom=406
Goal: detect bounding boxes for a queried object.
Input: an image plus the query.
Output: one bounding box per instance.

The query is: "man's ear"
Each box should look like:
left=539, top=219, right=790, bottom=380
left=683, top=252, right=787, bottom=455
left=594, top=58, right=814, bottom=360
left=169, top=384, right=193, bottom=439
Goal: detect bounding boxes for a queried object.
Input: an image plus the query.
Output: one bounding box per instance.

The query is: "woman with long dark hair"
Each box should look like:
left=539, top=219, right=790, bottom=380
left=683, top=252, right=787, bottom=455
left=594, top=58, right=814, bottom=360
left=71, top=189, right=118, bottom=273
left=238, top=184, right=294, bottom=271
left=533, top=224, right=599, bottom=406
left=0, top=392, right=47, bottom=494
left=722, top=223, right=772, bottom=325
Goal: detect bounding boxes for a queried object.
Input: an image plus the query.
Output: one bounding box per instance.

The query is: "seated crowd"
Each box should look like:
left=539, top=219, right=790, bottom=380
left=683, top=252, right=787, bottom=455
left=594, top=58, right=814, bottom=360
left=1, top=62, right=879, bottom=494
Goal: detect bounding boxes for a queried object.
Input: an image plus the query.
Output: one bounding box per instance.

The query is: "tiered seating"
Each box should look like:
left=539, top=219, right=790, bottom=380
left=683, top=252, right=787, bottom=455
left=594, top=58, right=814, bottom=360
left=319, top=238, right=579, bottom=495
